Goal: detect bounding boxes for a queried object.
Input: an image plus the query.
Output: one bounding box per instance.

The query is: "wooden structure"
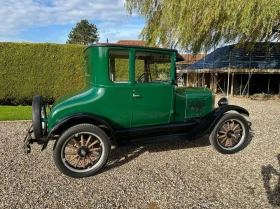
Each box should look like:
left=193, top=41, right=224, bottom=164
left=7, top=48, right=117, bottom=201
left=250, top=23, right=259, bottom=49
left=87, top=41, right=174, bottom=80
left=176, top=54, right=206, bottom=86
left=178, top=43, right=280, bottom=97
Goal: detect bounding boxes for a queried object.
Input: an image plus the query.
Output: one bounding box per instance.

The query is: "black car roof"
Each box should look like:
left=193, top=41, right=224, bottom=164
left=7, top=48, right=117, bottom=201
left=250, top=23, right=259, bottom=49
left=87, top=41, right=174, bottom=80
left=85, top=43, right=184, bottom=61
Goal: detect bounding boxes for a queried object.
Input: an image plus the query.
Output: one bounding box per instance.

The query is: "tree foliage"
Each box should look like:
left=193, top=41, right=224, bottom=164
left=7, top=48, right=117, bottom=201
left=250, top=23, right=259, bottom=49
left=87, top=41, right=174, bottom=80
left=67, top=19, right=99, bottom=45
left=125, top=0, right=280, bottom=53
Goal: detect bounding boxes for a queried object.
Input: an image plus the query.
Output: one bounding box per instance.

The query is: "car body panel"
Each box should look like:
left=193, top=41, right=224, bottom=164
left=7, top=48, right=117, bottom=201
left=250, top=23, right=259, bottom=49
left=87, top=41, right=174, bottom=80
left=48, top=85, right=132, bottom=130
left=132, top=83, right=174, bottom=126
left=48, top=45, right=183, bottom=131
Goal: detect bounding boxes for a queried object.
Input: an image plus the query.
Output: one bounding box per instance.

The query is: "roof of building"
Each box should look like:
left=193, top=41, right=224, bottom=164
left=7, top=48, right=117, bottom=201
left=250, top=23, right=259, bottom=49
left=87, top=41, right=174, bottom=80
left=177, top=54, right=206, bottom=65
left=188, top=42, right=280, bottom=70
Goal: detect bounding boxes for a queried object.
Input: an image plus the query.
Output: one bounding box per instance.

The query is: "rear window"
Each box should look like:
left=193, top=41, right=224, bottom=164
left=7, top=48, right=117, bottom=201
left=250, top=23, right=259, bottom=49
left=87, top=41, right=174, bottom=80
left=84, top=54, right=90, bottom=76
left=108, top=50, right=129, bottom=83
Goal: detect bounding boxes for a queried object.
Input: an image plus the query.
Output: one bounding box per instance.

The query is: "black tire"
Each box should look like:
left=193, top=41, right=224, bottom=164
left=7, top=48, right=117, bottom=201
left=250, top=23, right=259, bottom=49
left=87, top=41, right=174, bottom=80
left=53, top=124, right=110, bottom=178
left=32, top=95, right=47, bottom=139
left=209, top=113, right=249, bottom=154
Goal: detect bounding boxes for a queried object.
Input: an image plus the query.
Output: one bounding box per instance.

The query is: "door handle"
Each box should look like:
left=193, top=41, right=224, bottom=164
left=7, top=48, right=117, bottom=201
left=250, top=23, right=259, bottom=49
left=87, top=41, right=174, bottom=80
left=133, top=93, right=141, bottom=98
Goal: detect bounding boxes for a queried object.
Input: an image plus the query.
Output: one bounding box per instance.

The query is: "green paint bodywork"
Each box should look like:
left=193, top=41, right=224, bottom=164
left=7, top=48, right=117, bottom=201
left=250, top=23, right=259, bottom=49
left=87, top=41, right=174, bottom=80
left=47, top=44, right=214, bottom=131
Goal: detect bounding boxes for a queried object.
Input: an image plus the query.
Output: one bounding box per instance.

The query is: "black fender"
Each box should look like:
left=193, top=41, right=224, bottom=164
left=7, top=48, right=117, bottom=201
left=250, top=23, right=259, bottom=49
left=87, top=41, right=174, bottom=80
left=42, top=113, right=116, bottom=150
left=213, top=105, right=249, bottom=118
left=185, top=105, right=249, bottom=139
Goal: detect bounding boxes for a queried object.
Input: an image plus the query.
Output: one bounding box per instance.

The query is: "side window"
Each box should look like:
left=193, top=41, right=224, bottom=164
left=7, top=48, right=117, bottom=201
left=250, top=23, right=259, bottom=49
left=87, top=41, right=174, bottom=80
left=109, top=50, right=129, bottom=83
left=84, top=55, right=90, bottom=76
left=135, top=51, right=171, bottom=83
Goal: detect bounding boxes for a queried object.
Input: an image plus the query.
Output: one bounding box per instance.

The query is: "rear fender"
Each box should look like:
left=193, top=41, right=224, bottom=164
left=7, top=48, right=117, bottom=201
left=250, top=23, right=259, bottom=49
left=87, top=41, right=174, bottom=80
left=42, top=113, right=116, bottom=150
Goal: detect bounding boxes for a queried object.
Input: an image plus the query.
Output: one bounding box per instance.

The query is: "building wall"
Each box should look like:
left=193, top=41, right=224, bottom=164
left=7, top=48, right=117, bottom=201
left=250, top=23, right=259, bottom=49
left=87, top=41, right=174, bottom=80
left=184, top=72, right=211, bottom=88
left=183, top=72, right=280, bottom=96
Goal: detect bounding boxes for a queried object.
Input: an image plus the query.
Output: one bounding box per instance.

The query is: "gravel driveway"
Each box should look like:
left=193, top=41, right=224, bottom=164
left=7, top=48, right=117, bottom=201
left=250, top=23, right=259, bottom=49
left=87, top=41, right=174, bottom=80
left=0, top=97, right=280, bottom=208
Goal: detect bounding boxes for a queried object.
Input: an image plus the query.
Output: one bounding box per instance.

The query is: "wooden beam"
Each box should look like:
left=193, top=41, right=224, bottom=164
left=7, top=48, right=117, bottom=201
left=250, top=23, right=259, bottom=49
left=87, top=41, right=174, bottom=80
left=247, top=73, right=251, bottom=97
left=231, top=73, right=235, bottom=96
left=227, top=70, right=230, bottom=98
left=240, top=74, right=243, bottom=96
left=213, top=73, right=218, bottom=93
left=268, top=74, right=270, bottom=94
left=279, top=79, right=280, bottom=94
left=210, top=73, right=213, bottom=90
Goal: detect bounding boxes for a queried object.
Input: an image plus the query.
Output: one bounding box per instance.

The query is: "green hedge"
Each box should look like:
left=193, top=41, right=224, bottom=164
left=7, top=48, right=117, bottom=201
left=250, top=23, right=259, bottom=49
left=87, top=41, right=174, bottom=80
left=0, top=43, right=86, bottom=105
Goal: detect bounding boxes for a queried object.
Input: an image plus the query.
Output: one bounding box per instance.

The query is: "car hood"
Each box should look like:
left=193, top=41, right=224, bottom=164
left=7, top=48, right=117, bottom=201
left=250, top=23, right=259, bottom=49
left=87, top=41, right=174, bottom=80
left=176, top=87, right=212, bottom=95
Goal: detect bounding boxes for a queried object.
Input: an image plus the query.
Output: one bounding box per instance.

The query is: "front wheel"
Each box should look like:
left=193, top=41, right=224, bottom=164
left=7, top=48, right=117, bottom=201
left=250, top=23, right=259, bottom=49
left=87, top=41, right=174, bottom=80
left=209, top=113, right=250, bottom=154
left=53, top=124, right=110, bottom=178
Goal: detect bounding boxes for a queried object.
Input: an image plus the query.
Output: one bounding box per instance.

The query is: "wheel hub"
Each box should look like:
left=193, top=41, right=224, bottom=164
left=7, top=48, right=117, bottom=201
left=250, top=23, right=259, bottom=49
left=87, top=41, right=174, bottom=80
left=227, top=130, right=234, bottom=138
left=78, top=146, right=89, bottom=157
left=62, top=133, right=103, bottom=171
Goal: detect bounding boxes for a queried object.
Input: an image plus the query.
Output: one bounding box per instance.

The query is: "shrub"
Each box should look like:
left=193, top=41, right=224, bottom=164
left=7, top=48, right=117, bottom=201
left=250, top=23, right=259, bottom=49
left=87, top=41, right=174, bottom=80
left=0, top=43, right=86, bottom=105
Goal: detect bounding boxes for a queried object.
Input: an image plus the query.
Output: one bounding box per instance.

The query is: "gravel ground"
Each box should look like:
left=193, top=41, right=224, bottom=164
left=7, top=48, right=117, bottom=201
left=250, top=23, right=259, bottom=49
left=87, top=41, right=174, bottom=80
left=0, top=97, right=280, bottom=208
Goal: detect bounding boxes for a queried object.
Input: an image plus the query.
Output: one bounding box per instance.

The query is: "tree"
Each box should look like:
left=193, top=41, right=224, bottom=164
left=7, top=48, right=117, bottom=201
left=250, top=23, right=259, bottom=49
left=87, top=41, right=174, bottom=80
left=125, top=0, right=280, bottom=53
left=66, top=19, right=99, bottom=45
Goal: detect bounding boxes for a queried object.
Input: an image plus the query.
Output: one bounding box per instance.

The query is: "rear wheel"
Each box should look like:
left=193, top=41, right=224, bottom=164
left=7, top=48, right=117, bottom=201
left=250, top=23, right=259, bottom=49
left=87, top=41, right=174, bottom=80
left=53, top=124, right=110, bottom=178
left=209, top=113, right=249, bottom=154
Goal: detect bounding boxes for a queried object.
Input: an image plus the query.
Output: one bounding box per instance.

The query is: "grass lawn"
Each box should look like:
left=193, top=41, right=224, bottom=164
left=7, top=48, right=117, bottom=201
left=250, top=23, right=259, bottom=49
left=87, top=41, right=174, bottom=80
left=0, top=106, right=32, bottom=121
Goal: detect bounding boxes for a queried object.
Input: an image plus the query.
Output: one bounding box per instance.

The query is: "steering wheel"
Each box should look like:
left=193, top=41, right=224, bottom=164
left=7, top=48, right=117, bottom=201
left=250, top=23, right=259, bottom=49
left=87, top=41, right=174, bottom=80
left=137, top=73, right=146, bottom=83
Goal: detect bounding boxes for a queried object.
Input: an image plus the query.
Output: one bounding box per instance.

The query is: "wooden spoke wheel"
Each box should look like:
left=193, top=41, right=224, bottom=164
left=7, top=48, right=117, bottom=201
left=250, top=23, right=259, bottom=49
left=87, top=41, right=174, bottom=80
left=53, top=124, right=110, bottom=178
left=217, top=120, right=243, bottom=148
left=210, top=113, right=250, bottom=154
left=63, top=134, right=102, bottom=170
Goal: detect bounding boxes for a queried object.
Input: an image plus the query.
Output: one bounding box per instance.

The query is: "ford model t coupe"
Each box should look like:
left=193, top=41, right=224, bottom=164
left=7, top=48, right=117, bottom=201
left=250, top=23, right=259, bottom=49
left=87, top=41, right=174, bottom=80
left=24, top=44, right=252, bottom=178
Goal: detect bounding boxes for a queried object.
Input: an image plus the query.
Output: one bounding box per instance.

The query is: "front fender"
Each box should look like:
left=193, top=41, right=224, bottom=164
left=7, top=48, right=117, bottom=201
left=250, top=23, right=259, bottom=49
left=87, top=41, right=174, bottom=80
left=42, top=113, right=116, bottom=150
left=185, top=105, right=249, bottom=139
left=213, top=105, right=249, bottom=118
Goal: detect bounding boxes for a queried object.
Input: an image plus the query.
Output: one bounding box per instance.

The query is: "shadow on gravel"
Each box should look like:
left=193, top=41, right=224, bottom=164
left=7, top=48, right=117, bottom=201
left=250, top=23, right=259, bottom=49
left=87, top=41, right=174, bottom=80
left=103, top=136, right=210, bottom=173
left=261, top=154, right=280, bottom=206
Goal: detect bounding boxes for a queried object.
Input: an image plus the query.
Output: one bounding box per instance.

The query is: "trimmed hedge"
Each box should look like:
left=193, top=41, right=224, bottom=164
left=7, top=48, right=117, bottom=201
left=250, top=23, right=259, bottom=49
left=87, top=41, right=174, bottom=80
left=0, top=43, right=85, bottom=105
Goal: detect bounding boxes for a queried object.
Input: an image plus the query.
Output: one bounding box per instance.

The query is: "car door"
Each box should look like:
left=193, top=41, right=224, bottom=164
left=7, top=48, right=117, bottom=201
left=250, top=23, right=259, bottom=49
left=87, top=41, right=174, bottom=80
left=101, top=49, right=132, bottom=129
left=132, top=50, right=174, bottom=127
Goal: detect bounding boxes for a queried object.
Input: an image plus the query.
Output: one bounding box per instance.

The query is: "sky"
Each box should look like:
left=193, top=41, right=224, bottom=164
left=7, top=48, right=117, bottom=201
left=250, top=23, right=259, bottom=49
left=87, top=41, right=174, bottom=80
left=0, top=0, right=145, bottom=44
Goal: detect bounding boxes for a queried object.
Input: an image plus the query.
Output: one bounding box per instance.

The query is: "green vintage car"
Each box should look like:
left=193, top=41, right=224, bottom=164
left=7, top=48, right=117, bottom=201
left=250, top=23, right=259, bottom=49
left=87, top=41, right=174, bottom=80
left=24, top=44, right=252, bottom=178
